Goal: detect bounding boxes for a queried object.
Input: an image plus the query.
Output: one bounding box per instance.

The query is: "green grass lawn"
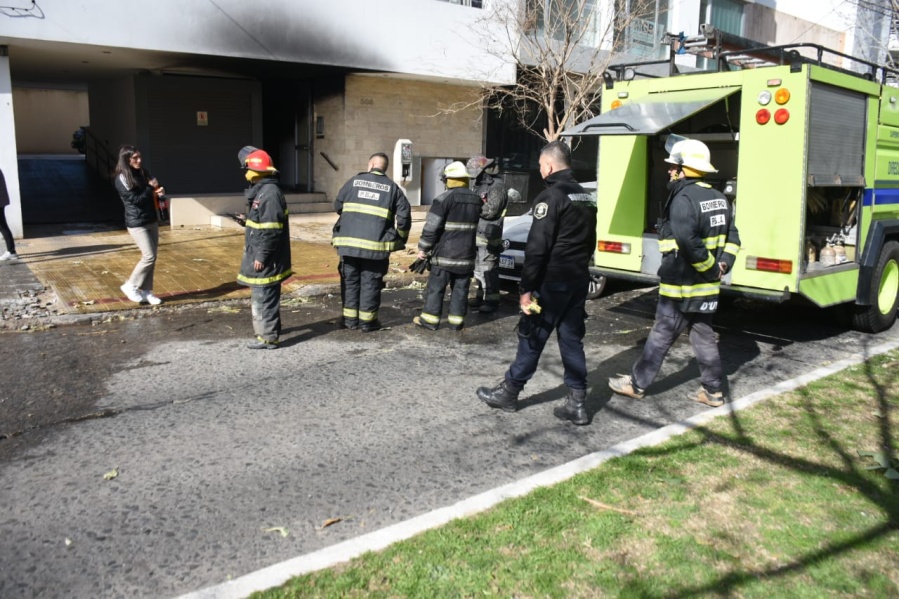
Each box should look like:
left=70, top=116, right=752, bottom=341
left=255, top=350, right=899, bottom=598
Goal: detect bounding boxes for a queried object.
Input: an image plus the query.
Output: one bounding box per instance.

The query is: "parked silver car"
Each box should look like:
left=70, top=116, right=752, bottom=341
left=497, top=183, right=606, bottom=300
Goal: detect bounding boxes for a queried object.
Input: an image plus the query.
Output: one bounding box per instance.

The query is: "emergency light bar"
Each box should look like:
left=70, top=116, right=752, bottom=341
left=745, top=256, right=793, bottom=274
left=597, top=241, right=631, bottom=254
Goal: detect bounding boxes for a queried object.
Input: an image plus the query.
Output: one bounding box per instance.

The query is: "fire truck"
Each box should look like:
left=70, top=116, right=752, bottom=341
left=562, top=27, right=899, bottom=333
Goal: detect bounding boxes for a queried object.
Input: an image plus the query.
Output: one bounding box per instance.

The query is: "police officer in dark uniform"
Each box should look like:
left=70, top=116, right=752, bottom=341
left=332, top=152, right=411, bottom=332
left=466, top=155, right=509, bottom=313
left=477, top=141, right=597, bottom=424
left=609, top=138, right=740, bottom=407
left=235, top=146, right=292, bottom=350
left=413, top=161, right=482, bottom=331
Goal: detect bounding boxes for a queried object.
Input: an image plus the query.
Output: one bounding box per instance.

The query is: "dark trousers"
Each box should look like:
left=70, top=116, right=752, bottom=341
left=473, top=245, right=501, bottom=305
left=420, top=267, right=471, bottom=328
left=340, top=256, right=388, bottom=326
left=250, top=284, right=282, bottom=343
left=505, top=278, right=589, bottom=390
left=632, top=296, right=723, bottom=393
left=0, top=206, right=16, bottom=254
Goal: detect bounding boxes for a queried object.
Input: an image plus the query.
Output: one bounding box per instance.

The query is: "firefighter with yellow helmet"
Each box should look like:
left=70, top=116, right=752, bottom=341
left=609, top=137, right=740, bottom=406
left=236, top=146, right=292, bottom=349
left=413, top=161, right=482, bottom=331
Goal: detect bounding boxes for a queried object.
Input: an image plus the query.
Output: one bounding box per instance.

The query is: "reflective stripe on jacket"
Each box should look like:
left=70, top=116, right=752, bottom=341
left=657, top=178, right=741, bottom=313
left=237, top=179, right=292, bottom=287
left=332, top=170, right=412, bottom=260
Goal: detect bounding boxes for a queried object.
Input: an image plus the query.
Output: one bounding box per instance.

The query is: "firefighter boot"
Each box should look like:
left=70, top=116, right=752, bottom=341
left=477, top=380, right=520, bottom=412
left=553, top=388, right=589, bottom=425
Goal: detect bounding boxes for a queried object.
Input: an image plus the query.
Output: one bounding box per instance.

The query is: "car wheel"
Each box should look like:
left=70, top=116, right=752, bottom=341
left=587, top=268, right=607, bottom=300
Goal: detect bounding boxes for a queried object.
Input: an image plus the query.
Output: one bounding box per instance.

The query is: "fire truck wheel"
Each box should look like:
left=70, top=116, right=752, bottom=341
left=852, top=240, right=899, bottom=333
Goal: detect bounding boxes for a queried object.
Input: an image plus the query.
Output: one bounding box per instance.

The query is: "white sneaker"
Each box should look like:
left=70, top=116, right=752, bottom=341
left=120, top=283, right=143, bottom=303
left=0, top=251, right=18, bottom=261
left=142, top=291, right=163, bottom=306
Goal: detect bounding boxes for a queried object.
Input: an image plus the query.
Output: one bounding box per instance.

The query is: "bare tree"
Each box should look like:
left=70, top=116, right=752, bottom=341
left=460, top=0, right=661, bottom=142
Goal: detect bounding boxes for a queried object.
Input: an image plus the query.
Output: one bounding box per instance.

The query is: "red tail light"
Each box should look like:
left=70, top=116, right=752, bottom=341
left=597, top=241, right=631, bottom=254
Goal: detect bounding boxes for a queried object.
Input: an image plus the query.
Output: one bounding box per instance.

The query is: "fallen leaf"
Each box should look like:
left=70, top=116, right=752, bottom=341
left=579, top=496, right=638, bottom=516
left=320, top=517, right=342, bottom=529
left=103, top=467, right=119, bottom=481
left=264, top=526, right=289, bottom=538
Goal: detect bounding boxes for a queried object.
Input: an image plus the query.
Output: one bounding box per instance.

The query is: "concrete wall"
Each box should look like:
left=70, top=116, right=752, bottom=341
left=12, top=88, right=88, bottom=154
left=0, top=53, right=21, bottom=238
left=322, top=75, right=483, bottom=205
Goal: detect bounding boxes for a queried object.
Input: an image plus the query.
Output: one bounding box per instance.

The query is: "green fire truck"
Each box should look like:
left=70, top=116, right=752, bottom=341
left=562, top=29, right=899, bottom=333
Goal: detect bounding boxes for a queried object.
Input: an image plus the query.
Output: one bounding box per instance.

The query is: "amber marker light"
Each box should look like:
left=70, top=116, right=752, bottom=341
left=774, top=108, right=790, bottom=124
left=756, top=109, right=771, bottom=124
left=597, top=240, right=631, bottom=254
left=610, top=100, right=622, bottom=109
left=746, top=256, right=793, bottom=274
left=775, top=88, right=791, bottom=104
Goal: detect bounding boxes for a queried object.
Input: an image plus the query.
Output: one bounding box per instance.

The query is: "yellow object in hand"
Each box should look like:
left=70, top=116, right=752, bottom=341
left=527, top=298, right=542, bottom=314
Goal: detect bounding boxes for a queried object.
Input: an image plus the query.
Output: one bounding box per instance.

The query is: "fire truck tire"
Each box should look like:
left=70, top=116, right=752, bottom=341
left=852, top=240, right=899, bottom=333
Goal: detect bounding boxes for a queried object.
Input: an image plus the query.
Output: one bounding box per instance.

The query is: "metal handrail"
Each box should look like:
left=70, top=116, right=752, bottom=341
left=82, top=127, right=116, bottom=183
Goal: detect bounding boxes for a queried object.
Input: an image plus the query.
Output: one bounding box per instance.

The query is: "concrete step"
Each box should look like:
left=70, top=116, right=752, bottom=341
left=288, top=201, right=333, bottom=214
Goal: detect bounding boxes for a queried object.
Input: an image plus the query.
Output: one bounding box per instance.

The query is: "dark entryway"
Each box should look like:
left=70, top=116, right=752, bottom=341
left=18, top=155, right=123, bottom=225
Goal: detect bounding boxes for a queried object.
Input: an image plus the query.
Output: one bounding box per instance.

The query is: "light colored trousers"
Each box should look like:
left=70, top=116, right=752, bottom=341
left=126, top=222, right=159, bottom=291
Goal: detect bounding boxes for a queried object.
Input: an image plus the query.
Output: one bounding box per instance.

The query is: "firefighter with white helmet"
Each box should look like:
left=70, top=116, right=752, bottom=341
left=413, top=161, right=482, bottom=331
left=609, top=137, right=740, bottom=406
left=466, top=155, right=509, bottom=313
left=235, top=146, right=292, bottom=349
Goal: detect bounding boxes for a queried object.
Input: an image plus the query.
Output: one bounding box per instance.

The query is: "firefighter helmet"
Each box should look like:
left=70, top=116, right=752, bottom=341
left=443, top=161, right=470, bottom=179
left=243, top=148, right=279, bottom=174
left=466, top=155, right=496, bottom=177
left=664, top=138, right=717, bottom=174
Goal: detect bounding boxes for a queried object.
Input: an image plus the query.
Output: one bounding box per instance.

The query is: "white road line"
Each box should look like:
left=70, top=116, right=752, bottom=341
left=177, top=337, right=899, bottom=599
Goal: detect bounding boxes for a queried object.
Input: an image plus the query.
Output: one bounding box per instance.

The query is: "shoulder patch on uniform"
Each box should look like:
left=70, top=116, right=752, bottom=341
left=533, top=202, right=549, bottom=219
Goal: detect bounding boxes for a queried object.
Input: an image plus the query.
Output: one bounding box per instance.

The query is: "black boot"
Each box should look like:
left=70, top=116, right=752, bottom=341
left=477, top=381, right=520, bottom=412
left=553, top=388, right=589, bottom=425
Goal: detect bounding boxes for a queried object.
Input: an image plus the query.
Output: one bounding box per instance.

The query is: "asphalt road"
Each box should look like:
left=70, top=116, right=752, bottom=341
left=1, top=284, right=897, bottom=598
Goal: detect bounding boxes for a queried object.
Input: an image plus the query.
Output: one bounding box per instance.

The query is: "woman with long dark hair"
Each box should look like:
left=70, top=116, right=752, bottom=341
left=114, top=145, right=164, bottom=305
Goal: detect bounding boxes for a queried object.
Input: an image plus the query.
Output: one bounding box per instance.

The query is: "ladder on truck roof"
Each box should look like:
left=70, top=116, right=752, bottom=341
left=606, top=25, right=898, bottom=84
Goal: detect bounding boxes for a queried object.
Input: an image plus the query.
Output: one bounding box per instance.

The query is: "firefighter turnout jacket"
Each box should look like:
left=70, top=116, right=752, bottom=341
left=418, top=186, right=482, bottom=274
left=474, top=174, right=508, bottom=253
left=520, top=169, right=597, bottom=293
left=237, top=178, right=292, bottom=287
left=657, top=178, right=741, bottom=313
left=332, top=169, right=411, bottom=260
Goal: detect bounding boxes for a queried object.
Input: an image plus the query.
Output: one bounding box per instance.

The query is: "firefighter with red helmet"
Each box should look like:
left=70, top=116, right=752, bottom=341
left=466, top=155, right=509, bottom=313
left=235, top=146, right=292, bottom=349
left=609, top=138, right=741, bottom=406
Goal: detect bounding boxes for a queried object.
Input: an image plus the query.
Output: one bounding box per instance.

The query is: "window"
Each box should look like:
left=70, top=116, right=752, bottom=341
left=618, top=0, right=670, bottom=59
left=526, top=0, right=600, bottom=46
left=700, top=0, right=744, bottom=36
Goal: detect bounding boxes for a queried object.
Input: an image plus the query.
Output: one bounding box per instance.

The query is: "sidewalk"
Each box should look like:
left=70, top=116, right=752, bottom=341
left=0, top=210, right=427, bottom=318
